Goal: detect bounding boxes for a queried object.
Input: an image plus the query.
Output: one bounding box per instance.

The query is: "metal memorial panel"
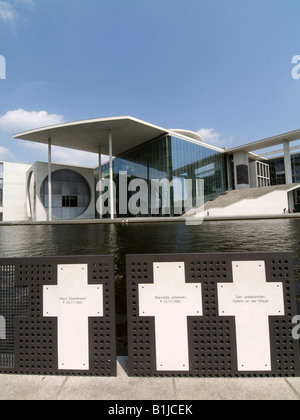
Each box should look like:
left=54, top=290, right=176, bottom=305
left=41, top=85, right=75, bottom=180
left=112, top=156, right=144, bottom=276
left=0, top=256, right=116, bottom=376
left=126, top=252, right=300, bottom=377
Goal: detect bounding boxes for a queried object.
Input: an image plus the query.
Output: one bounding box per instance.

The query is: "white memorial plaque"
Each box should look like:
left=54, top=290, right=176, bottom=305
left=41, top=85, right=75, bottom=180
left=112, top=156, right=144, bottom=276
left=43, top=264, right=103, bottom=370
left=0, top=315, right=5, bottom=340
left=218, top=261, right=285, bottom=371
left=139, top=262, right=202, bottom=371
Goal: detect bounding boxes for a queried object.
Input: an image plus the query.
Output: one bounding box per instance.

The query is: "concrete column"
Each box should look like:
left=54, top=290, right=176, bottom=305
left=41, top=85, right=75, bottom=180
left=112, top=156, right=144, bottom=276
left=97, top=145, right=102, bottom=219
left=109, top=130, right=114, bottom=219
left=98, top=145, right=102, bottom=183
left=226, top=154, right=233, bottom=190
left=165, top=136, right=174, bottom=216
left=283, top=141, right=293, bottom=185
left=48, top=138, right=52, bottom=221
left=288, top=191, right=295, bottom=212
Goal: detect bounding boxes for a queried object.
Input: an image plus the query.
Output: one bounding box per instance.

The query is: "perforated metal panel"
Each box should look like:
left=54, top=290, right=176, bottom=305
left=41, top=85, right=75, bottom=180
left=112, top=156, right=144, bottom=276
left=0, top=256, right=116, bottom=376
left=0, top=264, right=28, bottom=369
left=126, top=253, right=300, bottom=377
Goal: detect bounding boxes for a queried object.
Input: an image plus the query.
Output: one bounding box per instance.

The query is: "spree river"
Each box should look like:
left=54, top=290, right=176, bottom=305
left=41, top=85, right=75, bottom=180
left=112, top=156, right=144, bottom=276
left=0, top=219, right=300, bottom=354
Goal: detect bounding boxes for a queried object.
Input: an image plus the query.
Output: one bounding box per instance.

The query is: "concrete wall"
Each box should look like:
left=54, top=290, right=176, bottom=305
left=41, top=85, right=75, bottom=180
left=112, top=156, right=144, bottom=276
left=27, top=162, right=96, bottom=221
left=207, top=190, right=289, bottom=217
left=2, top=161, right=32, bottom=221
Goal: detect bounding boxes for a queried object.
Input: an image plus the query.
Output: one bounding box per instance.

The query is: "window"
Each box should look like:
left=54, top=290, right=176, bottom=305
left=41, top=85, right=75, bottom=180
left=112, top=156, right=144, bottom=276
left=62, top=195, right=78, bottom=208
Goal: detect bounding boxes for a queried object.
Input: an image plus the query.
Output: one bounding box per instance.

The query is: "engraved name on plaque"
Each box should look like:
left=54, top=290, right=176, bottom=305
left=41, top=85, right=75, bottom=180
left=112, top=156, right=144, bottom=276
left=218, top=261, right=285, bottom=371
left=43, top=264, right=103, bottom=370
left=139, top=262, right=203, bottom=371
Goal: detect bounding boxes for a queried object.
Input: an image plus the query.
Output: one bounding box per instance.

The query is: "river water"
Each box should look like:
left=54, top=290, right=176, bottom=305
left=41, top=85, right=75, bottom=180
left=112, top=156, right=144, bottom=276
left=0, top=219, right=300, bottom=354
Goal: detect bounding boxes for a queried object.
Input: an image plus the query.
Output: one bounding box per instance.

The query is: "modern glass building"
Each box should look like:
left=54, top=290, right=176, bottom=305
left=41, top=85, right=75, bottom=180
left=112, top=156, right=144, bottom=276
left=100, top=133, right=227, bottom=218
left=11, top=116, right=300, bottom=221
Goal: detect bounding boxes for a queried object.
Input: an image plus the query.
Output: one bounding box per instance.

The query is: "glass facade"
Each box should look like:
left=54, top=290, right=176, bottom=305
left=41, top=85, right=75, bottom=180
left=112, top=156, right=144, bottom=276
left=269, top=153, right=300, bottom=186
left=171, top=136, right=227, bottom=204
left=268, top=154, right=300, bottom=212
left=292, top=154, right=300, bottom=183
left=99, top=135, right=227, bottom=218
left=269, top=157, right=286, bottom=185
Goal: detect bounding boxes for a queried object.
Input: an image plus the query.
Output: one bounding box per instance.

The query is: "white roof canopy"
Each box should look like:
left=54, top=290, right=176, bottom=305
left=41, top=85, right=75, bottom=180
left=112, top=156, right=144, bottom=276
left=13, top=116, right=169, bottom=156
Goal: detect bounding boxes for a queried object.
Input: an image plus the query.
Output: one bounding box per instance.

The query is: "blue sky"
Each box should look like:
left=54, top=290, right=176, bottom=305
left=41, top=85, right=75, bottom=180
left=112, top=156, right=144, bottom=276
left=0, top=0, right=299, bottom=166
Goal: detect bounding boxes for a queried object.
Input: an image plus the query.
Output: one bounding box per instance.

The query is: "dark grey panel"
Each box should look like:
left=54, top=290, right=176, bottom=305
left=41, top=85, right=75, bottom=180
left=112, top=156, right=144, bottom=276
left=236, top=164, right=249, bottom=185
left=0, top=256, right=116, bottom=376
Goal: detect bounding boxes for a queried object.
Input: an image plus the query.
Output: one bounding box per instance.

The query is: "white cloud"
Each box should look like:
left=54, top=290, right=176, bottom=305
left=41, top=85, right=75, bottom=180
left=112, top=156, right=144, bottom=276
left=18, top=141, right=103, bottom=168
left=1, top=108, right=105, bottom=167
left=0, top=146, right=14, bottom=160
left=51, top=147, right=100, bottom=168
left=0, top=109, right=64, bottom=133
left=197, top=128, right=233, bottom=148
left=0, top=0, right=34, bottom=24
left=0, top=1, right=17, bottom=23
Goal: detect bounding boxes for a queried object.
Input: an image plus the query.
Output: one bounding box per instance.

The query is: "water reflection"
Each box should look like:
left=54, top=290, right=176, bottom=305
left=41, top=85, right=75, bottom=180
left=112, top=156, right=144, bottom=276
left=0, top=219, right=300, bottom=354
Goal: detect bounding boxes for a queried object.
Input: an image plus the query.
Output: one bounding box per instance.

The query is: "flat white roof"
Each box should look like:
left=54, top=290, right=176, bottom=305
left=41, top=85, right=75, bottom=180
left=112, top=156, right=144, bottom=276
left=14, top=115, right=224, bottom=157
left=228, top=129, right=300, bottom=153
left=14, top=116, right=169, bottom=156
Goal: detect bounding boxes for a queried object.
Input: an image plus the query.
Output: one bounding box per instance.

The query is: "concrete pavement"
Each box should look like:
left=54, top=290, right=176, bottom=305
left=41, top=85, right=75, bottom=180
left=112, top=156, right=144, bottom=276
left=0, top=357, right=300, bottom=400
left=1, top=213, right=300, bottom=227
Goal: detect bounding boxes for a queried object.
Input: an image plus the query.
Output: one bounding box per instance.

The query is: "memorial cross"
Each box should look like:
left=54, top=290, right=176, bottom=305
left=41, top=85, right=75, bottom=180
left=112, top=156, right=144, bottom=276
left=139, top=262, right=202, bottom=371
left=218, top=261, right=285, bottom=371
left=43, top=264, right=103, bottom=370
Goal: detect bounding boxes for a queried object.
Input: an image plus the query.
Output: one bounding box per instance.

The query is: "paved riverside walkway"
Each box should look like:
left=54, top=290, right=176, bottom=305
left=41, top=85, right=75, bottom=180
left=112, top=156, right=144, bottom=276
left=1, top=213, right=300, bottom=227
left=0, top=357, right=300, bottom=400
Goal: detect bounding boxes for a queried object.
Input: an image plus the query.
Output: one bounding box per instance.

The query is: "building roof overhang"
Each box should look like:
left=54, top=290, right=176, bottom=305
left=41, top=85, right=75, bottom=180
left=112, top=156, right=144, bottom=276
left=228, top=129, right=300, bottom=154
left=13, top=116, right=170, bottom=156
